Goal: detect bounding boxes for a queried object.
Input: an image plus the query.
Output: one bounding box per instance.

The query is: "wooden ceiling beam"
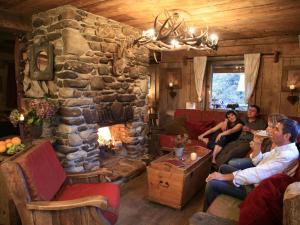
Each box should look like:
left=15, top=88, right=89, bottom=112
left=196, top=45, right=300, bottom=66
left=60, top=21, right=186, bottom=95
left=0, top=9, right=31, bottom=32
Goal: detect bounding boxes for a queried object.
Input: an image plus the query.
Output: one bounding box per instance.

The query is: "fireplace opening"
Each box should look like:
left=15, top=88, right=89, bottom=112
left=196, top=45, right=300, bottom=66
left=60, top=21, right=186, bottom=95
left=97, top=121, right=146, bottom=159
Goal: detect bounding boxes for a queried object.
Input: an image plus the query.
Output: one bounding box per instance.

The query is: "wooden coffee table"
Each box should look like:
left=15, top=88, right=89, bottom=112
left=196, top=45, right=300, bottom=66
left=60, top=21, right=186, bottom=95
left=147, top=146, right=212, bottom=209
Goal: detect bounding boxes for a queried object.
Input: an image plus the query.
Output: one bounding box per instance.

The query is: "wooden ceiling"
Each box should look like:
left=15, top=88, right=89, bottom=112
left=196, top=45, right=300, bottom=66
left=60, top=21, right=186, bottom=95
left=0, top=0, right=300, bottom=40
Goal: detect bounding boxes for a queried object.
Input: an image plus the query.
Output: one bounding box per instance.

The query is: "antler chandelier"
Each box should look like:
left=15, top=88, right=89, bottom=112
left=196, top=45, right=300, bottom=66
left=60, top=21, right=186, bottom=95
left=134, top=10, right=219, bottom=52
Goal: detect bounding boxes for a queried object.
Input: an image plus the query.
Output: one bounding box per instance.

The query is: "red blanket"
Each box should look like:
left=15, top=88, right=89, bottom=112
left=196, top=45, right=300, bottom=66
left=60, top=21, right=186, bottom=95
left=239, top=174, right=296, bottom=225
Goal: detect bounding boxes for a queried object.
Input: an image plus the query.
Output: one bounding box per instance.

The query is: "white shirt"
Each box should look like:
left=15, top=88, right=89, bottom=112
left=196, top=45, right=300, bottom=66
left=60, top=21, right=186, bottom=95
left=232, top=143, right=299, bottom=187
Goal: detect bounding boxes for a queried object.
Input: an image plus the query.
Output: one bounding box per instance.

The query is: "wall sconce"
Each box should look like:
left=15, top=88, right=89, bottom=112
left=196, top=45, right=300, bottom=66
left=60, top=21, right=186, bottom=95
left=168, top=82, right=177, bottom=98
left=287, top=84, right=299, bottom=105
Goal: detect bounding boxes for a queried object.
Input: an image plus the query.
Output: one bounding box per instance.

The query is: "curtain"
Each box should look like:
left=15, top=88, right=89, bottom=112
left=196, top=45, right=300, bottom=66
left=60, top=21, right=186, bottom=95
left=193, top=56, right=207, bottom=102
left=244, top=53, right=261, bottom=103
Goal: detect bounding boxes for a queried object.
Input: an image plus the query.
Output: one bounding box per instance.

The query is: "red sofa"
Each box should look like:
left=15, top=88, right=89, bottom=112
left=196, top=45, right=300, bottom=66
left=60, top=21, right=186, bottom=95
left=159, top=109, right=246, bottom=151
left=160, top=109, right=300, bottom=151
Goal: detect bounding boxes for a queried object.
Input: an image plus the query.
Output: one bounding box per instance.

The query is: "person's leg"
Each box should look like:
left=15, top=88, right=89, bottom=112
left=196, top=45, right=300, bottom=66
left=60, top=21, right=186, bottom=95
left=207, top=129, right=222, bottom=150
left=228, top=158, right=254, bottom=170
left=212, top=145, right=223, bottom=164
left=218, top=164, right=238, bottom=174
left=203, top=179, right=247, bottom=211
left=216, top=141, right=250, bottom=166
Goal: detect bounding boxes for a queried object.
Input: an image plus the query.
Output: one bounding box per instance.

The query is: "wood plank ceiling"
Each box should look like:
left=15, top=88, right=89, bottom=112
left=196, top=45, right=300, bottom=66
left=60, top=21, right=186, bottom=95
left=0, top=0, right=300, bottom=40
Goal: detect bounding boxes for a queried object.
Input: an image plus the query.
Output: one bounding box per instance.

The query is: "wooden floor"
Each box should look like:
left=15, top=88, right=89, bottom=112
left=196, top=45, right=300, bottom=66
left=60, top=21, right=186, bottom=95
left=116, top=172, right=205, bottom=225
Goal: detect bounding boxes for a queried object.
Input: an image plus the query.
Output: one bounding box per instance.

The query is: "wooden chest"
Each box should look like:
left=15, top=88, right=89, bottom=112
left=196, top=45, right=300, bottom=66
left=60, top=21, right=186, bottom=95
left=147, top=146, right=212, bottom=209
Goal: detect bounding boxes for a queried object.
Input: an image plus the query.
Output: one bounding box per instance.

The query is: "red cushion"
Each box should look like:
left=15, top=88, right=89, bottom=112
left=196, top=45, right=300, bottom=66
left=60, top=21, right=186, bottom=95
left=239, top=174, right=296, bottom=225
left=186, top=121, right=215, bottom=139
left=55, top=183, right=120, bottom=225
left=16, top=141, right=66, bottom=201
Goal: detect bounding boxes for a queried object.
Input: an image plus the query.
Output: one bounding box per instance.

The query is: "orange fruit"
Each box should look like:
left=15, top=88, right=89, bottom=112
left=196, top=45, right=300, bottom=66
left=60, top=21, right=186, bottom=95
left=0, top=144, right=6, bottom=153
left=11, top=137, right=21, bottom=145
left=6, top=143, right=13, bottom=149
left=0, top=141, right=5, bottom=146
left=5, top=139, right=12, bottom=144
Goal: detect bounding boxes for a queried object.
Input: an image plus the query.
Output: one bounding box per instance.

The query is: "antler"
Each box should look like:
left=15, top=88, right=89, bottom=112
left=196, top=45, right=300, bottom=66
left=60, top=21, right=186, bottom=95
left=133, top=10, right=218, bottom=52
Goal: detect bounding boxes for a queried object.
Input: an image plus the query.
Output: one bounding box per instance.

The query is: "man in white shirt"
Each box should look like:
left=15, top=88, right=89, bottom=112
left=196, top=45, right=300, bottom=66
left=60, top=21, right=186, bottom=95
left=203, top=118, right=299, bottom=211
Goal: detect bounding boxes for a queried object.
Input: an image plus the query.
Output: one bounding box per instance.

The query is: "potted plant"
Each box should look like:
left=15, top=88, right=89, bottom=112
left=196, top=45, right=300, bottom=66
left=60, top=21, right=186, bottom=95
left=9, top=97, right=59, bottom=139
left=173, top=133, right=191, bottom=160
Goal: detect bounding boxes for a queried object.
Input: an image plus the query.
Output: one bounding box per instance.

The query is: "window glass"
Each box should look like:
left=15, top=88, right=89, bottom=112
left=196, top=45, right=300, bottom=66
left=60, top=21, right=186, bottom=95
left=209, top=64, right=248, bottom=111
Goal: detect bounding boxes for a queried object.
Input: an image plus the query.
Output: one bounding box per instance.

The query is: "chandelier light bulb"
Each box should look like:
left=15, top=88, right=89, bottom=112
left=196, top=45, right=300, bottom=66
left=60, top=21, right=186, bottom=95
left=209, top=33, right=219, bottom=45
left=143, top=28, right=156, bottom=38
left=188, top=27, right=196, bottom=35
left=170, top=39, right=180, bottom=48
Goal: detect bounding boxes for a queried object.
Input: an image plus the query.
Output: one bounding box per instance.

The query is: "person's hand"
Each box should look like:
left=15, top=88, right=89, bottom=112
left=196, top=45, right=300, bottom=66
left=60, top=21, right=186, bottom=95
left=243, top=125, right=251, bottom=132
left=250, top=138, right=262, bottom=156
left=198, top=134, right=204, bottom=140
left=253, top=135, right=264, bottom=144
left=216, top=133, right=223, bottom=142
left=206, top=172, right=224, bottom=182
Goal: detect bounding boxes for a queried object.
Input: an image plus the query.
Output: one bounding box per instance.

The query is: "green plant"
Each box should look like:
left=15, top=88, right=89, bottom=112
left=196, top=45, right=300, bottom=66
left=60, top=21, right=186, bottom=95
left=174, top=133, right=191, bottom=148
left=26, top=98, right=58, bottom=126
left=9, top=97, right=59, bottom=127
left=9, top=109, right=21, bottom=127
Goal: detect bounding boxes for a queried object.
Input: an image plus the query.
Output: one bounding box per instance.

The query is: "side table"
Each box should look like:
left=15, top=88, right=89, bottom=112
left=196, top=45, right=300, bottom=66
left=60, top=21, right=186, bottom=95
left=147, top=146, right=212, bottom=209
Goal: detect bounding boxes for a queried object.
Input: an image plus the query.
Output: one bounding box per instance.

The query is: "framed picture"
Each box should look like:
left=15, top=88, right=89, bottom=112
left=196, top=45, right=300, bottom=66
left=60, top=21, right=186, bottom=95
left=281, top=66, right=300, bottom=92
left=163, top=68, right=182, bottom=89
left=30, top=43, right=54, bottom=80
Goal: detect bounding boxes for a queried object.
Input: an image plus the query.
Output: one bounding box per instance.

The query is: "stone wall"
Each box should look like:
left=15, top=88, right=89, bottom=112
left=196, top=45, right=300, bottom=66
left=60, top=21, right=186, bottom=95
left=21, top=5, right=150, bottom=172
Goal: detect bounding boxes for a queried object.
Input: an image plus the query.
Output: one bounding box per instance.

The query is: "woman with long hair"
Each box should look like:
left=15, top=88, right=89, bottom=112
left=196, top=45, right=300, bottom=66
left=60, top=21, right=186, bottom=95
left=198, top=110, right=244, bottom=164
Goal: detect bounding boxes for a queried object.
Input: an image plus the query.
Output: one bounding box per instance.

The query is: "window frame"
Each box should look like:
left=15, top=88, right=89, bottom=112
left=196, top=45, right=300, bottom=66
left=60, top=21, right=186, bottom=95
left=205, top=59, right=246, bottom=112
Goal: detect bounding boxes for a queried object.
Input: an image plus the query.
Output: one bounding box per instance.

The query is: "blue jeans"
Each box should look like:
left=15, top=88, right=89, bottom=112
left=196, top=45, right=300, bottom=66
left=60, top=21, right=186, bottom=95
left=203, top=164, right=248, bottom=211
left=228, top=158, right=254, bottom=170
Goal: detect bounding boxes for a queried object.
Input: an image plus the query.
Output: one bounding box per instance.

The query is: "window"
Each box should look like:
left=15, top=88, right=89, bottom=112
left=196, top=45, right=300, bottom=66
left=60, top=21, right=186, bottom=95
left=209, top=62, right=248, bottom=111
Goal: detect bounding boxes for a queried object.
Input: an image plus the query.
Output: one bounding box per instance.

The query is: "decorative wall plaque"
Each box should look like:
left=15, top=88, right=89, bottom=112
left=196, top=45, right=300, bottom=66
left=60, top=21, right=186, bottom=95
left=29, top=43, right=54, bottom=80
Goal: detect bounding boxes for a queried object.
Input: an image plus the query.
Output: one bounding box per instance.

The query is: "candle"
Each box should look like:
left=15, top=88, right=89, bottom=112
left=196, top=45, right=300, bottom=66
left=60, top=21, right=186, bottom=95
left=190, top=152, right=197, bottom=161
left=19, top=114, right=25, bottom=121
left=169, top=82, right=173, bottom=88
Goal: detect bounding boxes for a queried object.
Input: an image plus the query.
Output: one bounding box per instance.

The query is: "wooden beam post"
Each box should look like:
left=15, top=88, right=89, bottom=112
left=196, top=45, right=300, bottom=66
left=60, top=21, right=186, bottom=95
left=0, top=10, right=31, bottom=32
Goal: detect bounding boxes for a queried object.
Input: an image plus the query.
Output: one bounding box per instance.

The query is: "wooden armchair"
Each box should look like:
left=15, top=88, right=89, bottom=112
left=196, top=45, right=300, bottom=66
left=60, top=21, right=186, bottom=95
left=0, top=141, right=120, bottom=225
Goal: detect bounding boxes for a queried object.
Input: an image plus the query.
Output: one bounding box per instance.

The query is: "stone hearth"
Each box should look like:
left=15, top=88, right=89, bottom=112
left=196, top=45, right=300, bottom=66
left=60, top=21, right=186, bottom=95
left=20, top=5, right=150, bottom=173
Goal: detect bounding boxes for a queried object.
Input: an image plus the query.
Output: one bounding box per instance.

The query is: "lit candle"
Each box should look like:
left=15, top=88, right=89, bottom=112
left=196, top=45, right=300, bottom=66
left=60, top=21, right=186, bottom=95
left=190, top=152, right=197, bottom=161
left=169, top=82, right=173, bottom=88
left=19, top=114, right=24, bottom=121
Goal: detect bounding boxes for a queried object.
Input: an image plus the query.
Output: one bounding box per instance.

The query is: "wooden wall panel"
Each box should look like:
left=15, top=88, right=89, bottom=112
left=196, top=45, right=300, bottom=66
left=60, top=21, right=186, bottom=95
left=156, top=36, right=300, bottom=121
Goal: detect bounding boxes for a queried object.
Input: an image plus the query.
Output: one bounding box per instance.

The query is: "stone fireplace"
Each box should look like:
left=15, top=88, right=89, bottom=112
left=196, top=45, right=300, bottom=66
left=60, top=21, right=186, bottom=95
left=20, top=5, right=150, bottom=173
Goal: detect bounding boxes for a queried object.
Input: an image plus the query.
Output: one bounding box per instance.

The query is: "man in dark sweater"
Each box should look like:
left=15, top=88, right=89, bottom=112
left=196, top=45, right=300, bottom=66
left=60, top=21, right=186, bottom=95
left=215, top=105, right=266, bottom=166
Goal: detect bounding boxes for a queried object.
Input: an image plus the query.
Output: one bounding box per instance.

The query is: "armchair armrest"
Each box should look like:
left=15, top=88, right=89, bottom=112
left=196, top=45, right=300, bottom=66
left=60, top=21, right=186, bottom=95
left=27, top=195, right=108, bottom=211
left=283, top=182, right=300, bottom=225
left=66, top=168, right=113, bottom=184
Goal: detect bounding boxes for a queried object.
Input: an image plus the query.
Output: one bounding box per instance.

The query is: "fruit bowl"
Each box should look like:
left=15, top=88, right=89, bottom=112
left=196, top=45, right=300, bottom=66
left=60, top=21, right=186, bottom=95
left=0, top=137, right=26, bottom=155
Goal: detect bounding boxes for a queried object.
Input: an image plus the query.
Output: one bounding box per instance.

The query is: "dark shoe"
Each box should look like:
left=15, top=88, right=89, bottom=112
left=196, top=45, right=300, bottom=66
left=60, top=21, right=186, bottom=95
left=210, top=163, right=218, bottom=172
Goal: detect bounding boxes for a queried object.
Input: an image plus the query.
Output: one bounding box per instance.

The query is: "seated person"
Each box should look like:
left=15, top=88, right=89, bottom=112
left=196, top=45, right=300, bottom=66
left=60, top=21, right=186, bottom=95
left=198, top=110, right=243, bottom=164
left=214, top=105, right=266, bottom=167
left=228, top=113, right=287, bottom=169
left=203, top=118, right=299, bottom=211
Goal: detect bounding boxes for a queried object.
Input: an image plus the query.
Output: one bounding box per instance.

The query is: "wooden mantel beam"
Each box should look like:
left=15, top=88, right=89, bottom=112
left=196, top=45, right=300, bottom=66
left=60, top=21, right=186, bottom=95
left=0, top=9, right=31, bottom=32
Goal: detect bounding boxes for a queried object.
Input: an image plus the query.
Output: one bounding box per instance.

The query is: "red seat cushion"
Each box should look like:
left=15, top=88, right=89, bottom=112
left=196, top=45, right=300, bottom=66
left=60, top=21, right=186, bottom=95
left=186, top=121, right=215, bottom=139
left=16, top=141, right=66, bottom=201
left=55, top=183, right=120, bottom=225
left=239, top=174, right=296, bottom=225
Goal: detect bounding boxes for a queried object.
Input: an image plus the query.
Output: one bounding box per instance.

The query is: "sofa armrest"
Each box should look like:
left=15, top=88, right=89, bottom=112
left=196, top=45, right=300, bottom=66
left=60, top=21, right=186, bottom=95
left=283, top=182, right=300, bottom=225
left=66, top=168, right=113, bottom=184
left=27, top=195, right=108, bottom=211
